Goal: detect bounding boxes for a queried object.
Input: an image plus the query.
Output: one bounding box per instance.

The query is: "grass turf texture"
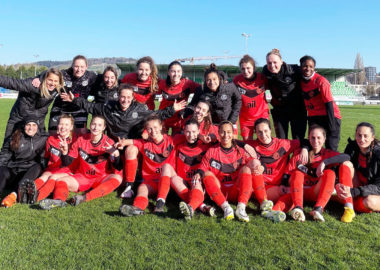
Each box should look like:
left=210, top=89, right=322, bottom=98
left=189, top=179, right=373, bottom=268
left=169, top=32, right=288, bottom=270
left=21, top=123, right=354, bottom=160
left=0, top=99, right=380, bottom=269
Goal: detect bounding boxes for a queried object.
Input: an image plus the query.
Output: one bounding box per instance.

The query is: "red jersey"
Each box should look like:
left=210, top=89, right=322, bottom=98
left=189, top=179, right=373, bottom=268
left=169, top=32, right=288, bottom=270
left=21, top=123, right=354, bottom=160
left=233, top=73, right=269, bottom=126
left=176, top=139, right=210, bottom=182
left=133, top=134, right=177, bottom=181
left=199, top=143, right=249, bottom=185
left=287, top=148, right=340, bottom=186
left=246, top=137, right=300, bottom=186
left=120, top=73, right=157, bottom=110
left=44, top=134, right=76, bottom=170
left=67, top=134, right=116, bottom=178
left=158, top=78, right=200, bottom=128
left=300, top=73, right=341, bottom=119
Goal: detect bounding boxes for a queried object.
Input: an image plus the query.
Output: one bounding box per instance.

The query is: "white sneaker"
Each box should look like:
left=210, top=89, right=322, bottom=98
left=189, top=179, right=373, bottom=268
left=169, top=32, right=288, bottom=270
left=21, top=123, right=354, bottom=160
left=261, top=210, right=286, bottom=223
left=223, top=204, right=234, bottom=220
left=290, top=207, right=305, bottom=222
left=120, top=185, right=134, bottom=199
left=235, top=204, right=249, bottom=222
left=310, top=208, right=325, bottom=222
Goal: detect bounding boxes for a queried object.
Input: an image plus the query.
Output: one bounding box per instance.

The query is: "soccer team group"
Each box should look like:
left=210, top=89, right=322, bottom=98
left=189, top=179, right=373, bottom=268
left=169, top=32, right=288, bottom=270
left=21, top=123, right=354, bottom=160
left=0, top=49, right=379, bottom=224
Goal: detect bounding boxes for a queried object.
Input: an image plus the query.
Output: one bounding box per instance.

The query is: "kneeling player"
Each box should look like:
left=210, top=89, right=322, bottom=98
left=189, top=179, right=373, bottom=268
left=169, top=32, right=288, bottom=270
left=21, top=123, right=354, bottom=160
left=39, top=116, right=122, bottom=209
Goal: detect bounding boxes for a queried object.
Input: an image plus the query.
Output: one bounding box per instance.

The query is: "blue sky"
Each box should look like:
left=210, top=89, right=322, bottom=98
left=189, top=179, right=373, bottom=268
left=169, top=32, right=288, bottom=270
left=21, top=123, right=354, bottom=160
left=0, top=0, right=379, bottom=70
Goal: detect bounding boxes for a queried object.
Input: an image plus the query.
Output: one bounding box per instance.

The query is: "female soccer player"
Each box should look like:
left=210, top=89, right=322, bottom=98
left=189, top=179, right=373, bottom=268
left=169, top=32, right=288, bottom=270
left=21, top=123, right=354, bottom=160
left=185, top=63, right=241, bottom=134
left=158, top=61, right=199, bottom=134
left=39, top=116, right=123, bottom=209
left=120, top=56, right=160, bottom=110
left=91, top=66, right=119, bottom=104
left=119, top=114, right=179, bottom=216
left=160, top=119, right=214, bottom=220
left=0, top=117, right=47, bottom=207
left=26, top=114, right=77, bottom=203
left=299, top=55, right=342, bottom=151
left=233, top=55, right=270, bottom=140
left=336, top=122, right=380, bottom=214
left=247, top=118, right=308, bottom=222
left=0, top=68, right=64, bottom=144
left=192, top=121, right=253, bottom=222
left=262, top=49, right=307, bottom=140
left=287, top=125, right=350, bottom=222
left=33, top=55, right=98, bottom=134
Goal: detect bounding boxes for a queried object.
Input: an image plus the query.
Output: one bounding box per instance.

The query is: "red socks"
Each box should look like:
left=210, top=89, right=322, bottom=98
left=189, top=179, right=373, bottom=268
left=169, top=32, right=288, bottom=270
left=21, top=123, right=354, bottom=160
left=53, top=181, right=69, bottom=201
left=178, top=188, right=189, bottom=202
left=125, top=159, right=138, bottom=183
left=37, top=179, right=56, bottom=202
left=35, top=178, right=45, bottom=190
left=203, top=175, right=226, bottom=207
left=85, top=177, right=121, bottom=202
left=290, top=170, right=305, bottom=208
left=354, top=197, right=372, bottom=213
left=314, top=170, right=335, bottom=209
left=188, top=189, right=204, bottom=210
left=157, top=176, right=171, bottom=201
left=133, top=196, right=149, bottom=210
left=339, top=164, right=353, bottom=204
left=251, top=174, right=267, bottom=204
left=273, top=194, right=293, bottom=212
left=238, top=173, right=252, bottom=204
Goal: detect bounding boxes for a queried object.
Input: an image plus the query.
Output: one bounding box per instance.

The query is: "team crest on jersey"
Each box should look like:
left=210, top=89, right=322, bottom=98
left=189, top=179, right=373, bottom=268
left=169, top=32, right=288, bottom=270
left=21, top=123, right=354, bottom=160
left=52, top=116, right=59, bottom=122
left=273, top=152, right=280, bottom=160
left=65, top=81, right=73, bottom=88
left=132, top=112, right=138, bottom=119
left=113, top=93, right=118, bottom=99
left=220, top=94, right=227, bottom=101
left=133, top=86, right=139, bottom=92
left=82, top=80, right=88, bottom=87
left=211, top=160, right=221, bottom=170
left=204, top=96, right=211, bottom=101
left=238, top=87, right=246, bottom=95
left=79, top=150, right=89, bottom=160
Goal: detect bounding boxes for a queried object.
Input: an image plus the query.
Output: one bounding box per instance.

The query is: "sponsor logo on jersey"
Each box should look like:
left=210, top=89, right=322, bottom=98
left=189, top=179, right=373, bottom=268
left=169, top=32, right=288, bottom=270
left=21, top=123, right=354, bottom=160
left=65, top=81, right=73, bottom=88
left=50, top=147, right=60, bottom=156
left=179, top=152, right=186, bottom=162
left=238, top=87, right=246, bottom=95
left=211, top=160, right=221, bottom=170
left=79, top=150, right=89, bottom=160
left=146, top=150, right=155, bottom=160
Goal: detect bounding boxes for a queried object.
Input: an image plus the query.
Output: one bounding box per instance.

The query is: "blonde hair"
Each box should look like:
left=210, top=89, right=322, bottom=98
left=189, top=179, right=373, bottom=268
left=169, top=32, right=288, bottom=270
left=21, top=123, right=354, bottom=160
left=40, top=68, right=65, bottom=98
left=137, top=56, right=159, bottom=93
left=266, top=48, right=282, bottom=60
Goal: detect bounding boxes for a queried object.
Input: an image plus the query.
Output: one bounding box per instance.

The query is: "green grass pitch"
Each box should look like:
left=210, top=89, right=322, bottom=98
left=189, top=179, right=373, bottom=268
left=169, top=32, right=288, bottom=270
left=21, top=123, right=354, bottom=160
left=0, top=99, right=380, bottom=269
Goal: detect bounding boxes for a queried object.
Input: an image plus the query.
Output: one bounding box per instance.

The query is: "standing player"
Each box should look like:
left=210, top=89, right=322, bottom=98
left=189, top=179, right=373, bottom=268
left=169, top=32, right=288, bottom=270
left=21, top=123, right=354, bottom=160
left=91, top=66, right=119, bottom=104
left=118, top=114, right=179, bottom=216
left=246, top=118, right=308, bottom=222
left=39, top=116, right=123, bottom=209
left=262, top=49, right=307, bottom=140
left=233, top=55, right=270, bottom=140
left=120, top=56, right=160, bottom=110
left=336, top=122, right=380, bottom=214
left=158, top=61, right=200, bottom=134
left=192, top=121, right=253, bottom=222
left=299, top=55, right=341, bottom=151
left=287, top=125, right=351, bottom=222
left=160, top=119, right=214, bottom=220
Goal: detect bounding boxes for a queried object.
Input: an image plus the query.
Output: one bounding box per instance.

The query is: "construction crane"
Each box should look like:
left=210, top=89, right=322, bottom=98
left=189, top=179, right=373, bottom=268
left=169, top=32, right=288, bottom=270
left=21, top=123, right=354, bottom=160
left=176, top=55, right=242, bottom=65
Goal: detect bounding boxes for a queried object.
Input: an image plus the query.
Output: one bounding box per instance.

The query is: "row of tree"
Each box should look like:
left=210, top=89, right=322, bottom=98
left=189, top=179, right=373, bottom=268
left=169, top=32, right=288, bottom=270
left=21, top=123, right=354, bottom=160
left=0, top=65, right=47, bottom=79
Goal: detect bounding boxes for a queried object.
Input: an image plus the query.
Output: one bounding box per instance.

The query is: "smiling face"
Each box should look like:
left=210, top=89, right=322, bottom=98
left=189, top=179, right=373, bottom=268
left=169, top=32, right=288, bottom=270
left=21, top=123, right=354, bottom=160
left=24, top=122, right=38, bottom=137
left=146, top=119, right=163, bottom=142
left=240, top=62, right=255, bottom=79
left=72, top=59, right=87, bottom=78
left=137, top=62, right=151, bottom=82
left=301, top=59, right=315, bottom=78
left=46, top=73, right=60, bottom=91
left=57, top=117, right=74, bottom=138
left=206, top=72, right=220, bottom=92
left=255, top=122, right=272, bottom=145
left=219, top=123, right=233, bottom=148
left=118, top=89, right=134, bottom=111
left=184, top=123, right=199, bottom=144
left=355, top=126, right=375, bottom=152
left=103, top=70, right=117, bottom=89
left=266, top=54, right=283, bottom=74
left=90, top=117, right=106, bottom=137
left=168, top=64, right=182, bottom=85
left=194, top=102, right=210, bottom=123
left=309, top=128, right=326, bottom=153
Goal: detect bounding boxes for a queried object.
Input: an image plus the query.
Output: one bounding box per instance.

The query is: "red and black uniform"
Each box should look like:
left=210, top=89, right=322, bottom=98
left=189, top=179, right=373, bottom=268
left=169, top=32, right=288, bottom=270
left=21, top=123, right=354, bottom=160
left=287, top=148, right=349, bottom=211
left=177, top=115, right=219, bottom=141
left=233, top=73, right=269, bottom=139
left=44, top=134, right=77, bottom=173
left=121, top=73, right=158, bottom=110
left=300, top=73, right=341, bottom=150
left=62, top=134, right=122, bottom=191
left=158, top=78, right=200, bottom=132
left=198, top=143, right=252, bottom=206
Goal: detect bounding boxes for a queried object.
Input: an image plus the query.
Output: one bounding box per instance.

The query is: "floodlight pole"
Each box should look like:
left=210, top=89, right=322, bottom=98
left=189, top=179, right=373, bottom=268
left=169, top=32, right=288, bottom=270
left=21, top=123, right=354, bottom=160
left=33, top=54, right=39, bottom=76
left=241, top=33, right=251, bottom=54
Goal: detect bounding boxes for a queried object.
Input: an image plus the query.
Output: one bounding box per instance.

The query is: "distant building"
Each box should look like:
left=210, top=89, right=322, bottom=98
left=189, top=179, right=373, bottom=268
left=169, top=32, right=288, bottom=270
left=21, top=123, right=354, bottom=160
left=365, top=66, right=377, bottom=83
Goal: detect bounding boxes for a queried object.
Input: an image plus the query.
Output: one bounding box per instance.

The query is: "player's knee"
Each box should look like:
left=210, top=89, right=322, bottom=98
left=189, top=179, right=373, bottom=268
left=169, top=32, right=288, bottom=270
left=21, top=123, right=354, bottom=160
left=126, top=145, right=138, bottom=159
left=364, top=196, right=380, bottom=211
